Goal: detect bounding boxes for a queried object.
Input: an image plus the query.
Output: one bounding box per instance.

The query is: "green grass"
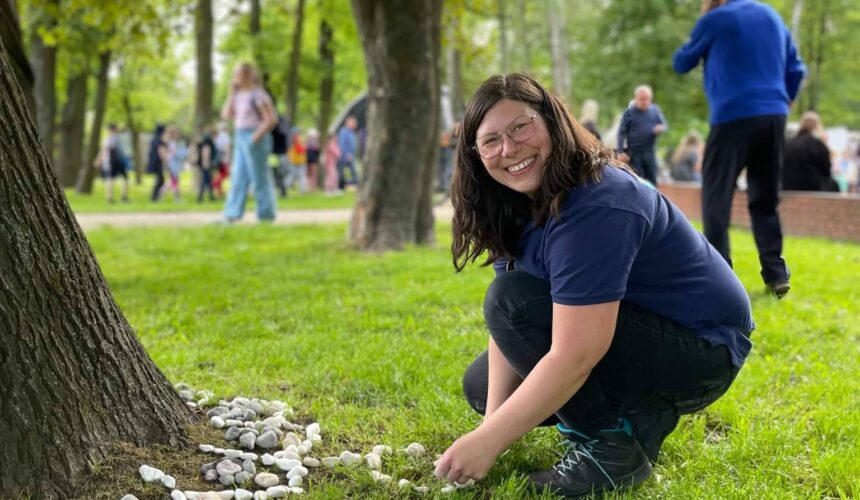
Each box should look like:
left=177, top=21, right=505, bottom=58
left=85, top=223, right=860, bottom=499
left=65, top=175, right=356, bottom=213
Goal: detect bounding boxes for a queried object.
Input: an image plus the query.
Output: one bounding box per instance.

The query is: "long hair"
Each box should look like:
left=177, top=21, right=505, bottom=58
left=451, top=73, right=625, bottom=271
left=671, top=132, right=701, bottom=165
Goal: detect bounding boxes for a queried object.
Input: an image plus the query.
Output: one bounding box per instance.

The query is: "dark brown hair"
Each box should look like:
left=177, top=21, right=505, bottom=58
left=451, top=73, right=626, bottom=271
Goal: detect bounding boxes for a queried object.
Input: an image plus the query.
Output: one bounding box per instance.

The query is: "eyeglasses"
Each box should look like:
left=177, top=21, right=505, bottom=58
left=473, top=114, right=536, bottom=159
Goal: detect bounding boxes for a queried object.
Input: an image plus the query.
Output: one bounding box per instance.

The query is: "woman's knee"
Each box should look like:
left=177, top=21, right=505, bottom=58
left=482, top=270, right=552, bottom=330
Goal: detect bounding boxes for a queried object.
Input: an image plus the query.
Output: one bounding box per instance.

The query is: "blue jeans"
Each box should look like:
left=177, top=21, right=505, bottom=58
left=224, top=129, right=276, bottom=221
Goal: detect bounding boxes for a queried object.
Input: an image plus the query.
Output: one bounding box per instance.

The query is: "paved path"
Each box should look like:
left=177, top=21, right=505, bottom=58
left=75, top=205, right=455, bottom=230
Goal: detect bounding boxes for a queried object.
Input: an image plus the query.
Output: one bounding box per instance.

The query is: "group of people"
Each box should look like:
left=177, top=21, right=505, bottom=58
left=436, top=0, right=807, bottom=497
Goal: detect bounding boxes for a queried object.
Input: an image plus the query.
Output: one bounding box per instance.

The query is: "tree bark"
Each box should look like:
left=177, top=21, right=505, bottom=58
left=285, top=0, right=306, bottom=125
left=349, top=0, right=442, bottom=251
left=547, top=0, right=570, bottom=101
left=790, top=0, right=803, bottom=45
left=0, top=37, right=195, bottom=500
left=317, top=18, right=334, bottom=146
left=194, top=0, right=214, bottom=136
left=56, top=66, right=88, bottom=188
left=516, top=0, right=531, bottom=71
left=497, top=0, right=509, bottom=73
left=29, top=0, right=57, bottom=165
left=76, top=50, right=112, bottom=194
left=0, top=0, right=35, bottom=114
left=249, top=0, right=263, bottom=70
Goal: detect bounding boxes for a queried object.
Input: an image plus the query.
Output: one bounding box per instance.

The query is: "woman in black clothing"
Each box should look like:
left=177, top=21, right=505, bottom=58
left=147, top=124, right=169, bottom=201
left=782, top=112, right=837, bottom=192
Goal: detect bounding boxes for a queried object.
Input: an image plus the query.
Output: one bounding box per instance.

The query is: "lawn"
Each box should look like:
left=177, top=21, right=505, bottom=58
left=65, top=176, right=357, bottom=213
left=84, top=223, right=860, bottom=499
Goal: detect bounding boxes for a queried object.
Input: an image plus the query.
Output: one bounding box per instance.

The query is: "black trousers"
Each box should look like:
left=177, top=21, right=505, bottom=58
left=463, top=271, right=739, bottom=457
left=629, top=147, right=659, bottom=186
left=150, top=170, right=164, bottom=201
left=702, top=114, right=789, bottom=284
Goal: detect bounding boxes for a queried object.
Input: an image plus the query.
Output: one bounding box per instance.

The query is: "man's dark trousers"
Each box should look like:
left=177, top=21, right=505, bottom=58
left=629, top=147, right=659, bottom=186
left=702, top=114, right=789, bottom=285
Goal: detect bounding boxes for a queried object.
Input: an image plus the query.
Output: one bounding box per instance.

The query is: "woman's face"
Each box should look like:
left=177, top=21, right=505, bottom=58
left=232, top=66, right=252, bottom=88
left=475, top=99, right=552, bottom=197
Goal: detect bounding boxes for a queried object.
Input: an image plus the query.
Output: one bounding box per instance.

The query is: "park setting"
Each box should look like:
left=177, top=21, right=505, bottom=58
left=1, top=0, right=859, bottom=499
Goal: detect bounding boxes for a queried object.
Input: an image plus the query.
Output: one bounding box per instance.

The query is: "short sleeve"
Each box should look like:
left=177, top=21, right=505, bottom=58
left=545, top=207, right=650, bottom=305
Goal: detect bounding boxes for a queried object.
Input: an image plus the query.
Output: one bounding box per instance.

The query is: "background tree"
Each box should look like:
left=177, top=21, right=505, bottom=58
left=0, top=37, right=195, bottom=499
left=547, top=0, right=570, bottom=102
left=0, top=0, right=35, bottom=113
left=285, top=0, right=306, bottom=125
left=349, top=0, right=443, bottom=251
left=194, top=0, right=213, bottom=136
left=27, top=0, right=58, bottom=163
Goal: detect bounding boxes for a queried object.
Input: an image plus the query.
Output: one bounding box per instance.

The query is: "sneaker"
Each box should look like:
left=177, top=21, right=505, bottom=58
left=620, top=411, right=680, bottom=463
left=767, top=280, right=790, bottom=299
left=529, top=420, right=652, bottom=498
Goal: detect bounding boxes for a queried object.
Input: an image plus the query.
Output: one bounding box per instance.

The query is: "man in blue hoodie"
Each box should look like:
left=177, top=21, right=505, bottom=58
left=673, top=0, right=805, bottom=299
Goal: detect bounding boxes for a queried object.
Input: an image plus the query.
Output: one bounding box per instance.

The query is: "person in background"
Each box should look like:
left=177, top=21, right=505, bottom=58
left=782, top=112, right=837, bottom=192
left=194, top=125, right=219, bottom=202
left=213, top=122, right=232, bottom=199
left=673, top=0, right=806, bottom=298
left=616, top=85, right=667, bottom=186
left=288, top=129, right=308, bottom=194
left=219, top=62, right=278, bottom=222
left=96, top=123, right=130, bottom=203
left=305, top=128, right=321, bottom=191
left=670, top=133, right=703, bottom=182
left=147, top=124, right=169, bottom=202
left=271, top=113, right=291, bottom=198
left=580, top=99, right=601, bottom=141
left=337, top=116, right=359, bottom=190
left=163, top=126, right=185, bottom=202
left=323, top=135, right=341, bottom=195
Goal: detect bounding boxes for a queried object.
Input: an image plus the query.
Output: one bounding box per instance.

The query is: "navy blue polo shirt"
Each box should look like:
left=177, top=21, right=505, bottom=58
left=495, top=166, right=754, bottom=367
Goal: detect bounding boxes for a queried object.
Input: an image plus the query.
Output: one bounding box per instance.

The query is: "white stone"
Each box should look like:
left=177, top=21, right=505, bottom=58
left=405, top=443, right=426, bottom=457
left=339, top=450, right=356, bottom=465
left=216, top=459, right=243, bottom=476
left=170, top=490, right=187, bottom=500
left=440, top=485, right=456, bottom=493
left=289, top=487, right=304, bottom=495
left=321, top=456, right=341, bottom=467
left=120, top=495, right=139, bottom=500
left=370, top=470, right=392, bottom=483
left=288, top=475, right=303, bottom=487
left=302, top=457, right=320, bottom=468
left=284, top=444, right=300, bottom=455
left=455, top=479, right=476, bottom=489
left=225, top=419, right=243, bottom=427
left=224, top=449, right=243, bottom=459
left=254, top=472, right=280, bottom=488
left=276, top=458, right=302, bottom=472
left=309, top=434, right=322, bottom=443
left=372, top=445, right=392, bottom=456
left=398, top=479, right=411, bottom=488
left=414, top=486, right=430, bottom=494
left=253, top=491, right=268, bottom=500
left=161, top=474, right=176, bottom=489
left=286, top=465, right=308, bottom=479
left=265, top=486, right=288, bottom=498
left=296, top=445, right=308, bottom=456
left=239, top=432, right=256, bottom=450
left=199, top=444, right=216, bottom=453
left=364, top=453, right=381, bottom=470
left=283, top=432, right=302, bottom=447
left=213, top=448, right=225, bottom=455
left=234, top=489, right=253, bottom=500
left=261, top=453, right=276, bottom=465
left=301, top=439, right=313, bottom=450
left=239, top=452, right=258, bottom=461
left=281, top=451, right=301, bottom=461
left=139, top=464, right=164, bottom=482
left=216, top=492, right=235, bottom=500
left=305, top=423, right=321, bottom=436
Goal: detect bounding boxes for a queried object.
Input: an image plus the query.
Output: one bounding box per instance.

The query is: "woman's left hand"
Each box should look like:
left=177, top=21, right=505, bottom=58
left=434, top=428, right=500, bottom=484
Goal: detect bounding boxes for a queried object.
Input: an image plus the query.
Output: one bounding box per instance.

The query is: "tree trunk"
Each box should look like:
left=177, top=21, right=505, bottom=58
left=497, top=0, right=509, bottom=73
left=808, top=2, right=827, bottom=112
left=76, top=50, right=111, bottom=194
left=122, top=93, right=143, bottom=185
left=29, top=0, right=57, bottom=164
left=0, top=0, right=35, bottom=114
left=0, top=37, right=195, bottom=500
left=285, top=0, right=306, bottom=126
left=547, top=0, right=570, bottom=101
left=56, top=66, right=88, bottom=188
left=317, top=17, right=334, bottom=147
left=194, top=0, right=213, bottom=136
left=446, top=16, right=465, bottom=122
left=250, top=0, right=263, bottom=71
left=349, top=0, right=442, bottom=251
left=517, top=0, right=531, bottom=71
left=790, top=0, right=803, bottom=44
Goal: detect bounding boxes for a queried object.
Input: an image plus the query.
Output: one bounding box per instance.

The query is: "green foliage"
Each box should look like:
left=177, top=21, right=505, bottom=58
left=85, top=222, right=860, bottom=498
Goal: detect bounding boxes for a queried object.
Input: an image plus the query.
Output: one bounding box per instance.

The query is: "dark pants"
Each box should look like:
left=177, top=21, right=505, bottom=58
left=337, top=159, right=358, bottom=190
left=150, top=170, right=164, bottom=201
left=702, top=114, right=788, bottom=284
left=197, top=168, right=214, bottom=202
left=463, top=271, right=739, bottom=456
left=628, top=147, right=658, bottom=186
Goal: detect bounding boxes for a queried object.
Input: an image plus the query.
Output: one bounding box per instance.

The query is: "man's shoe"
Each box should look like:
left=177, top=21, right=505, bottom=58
left=767, top=280, right=790, bottom=299
left=529, top=420, right=652, bottom=498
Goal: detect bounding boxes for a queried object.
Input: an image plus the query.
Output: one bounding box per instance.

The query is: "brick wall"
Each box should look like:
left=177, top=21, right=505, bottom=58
left=658, top=183, right=860, bottom=242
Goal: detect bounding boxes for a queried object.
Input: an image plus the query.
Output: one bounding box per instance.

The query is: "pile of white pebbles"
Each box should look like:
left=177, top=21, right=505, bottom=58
left=120, top=384, right=476, bottom=499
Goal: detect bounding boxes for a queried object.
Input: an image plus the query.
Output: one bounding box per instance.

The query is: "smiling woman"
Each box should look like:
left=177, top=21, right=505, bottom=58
left=442, top=74, right=755, bottom=497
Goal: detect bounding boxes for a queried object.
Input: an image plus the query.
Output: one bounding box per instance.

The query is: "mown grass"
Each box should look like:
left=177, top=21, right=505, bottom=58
left=85, top=223, right=860, bottom=499
left=65, top=176, right=356, bottom=213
